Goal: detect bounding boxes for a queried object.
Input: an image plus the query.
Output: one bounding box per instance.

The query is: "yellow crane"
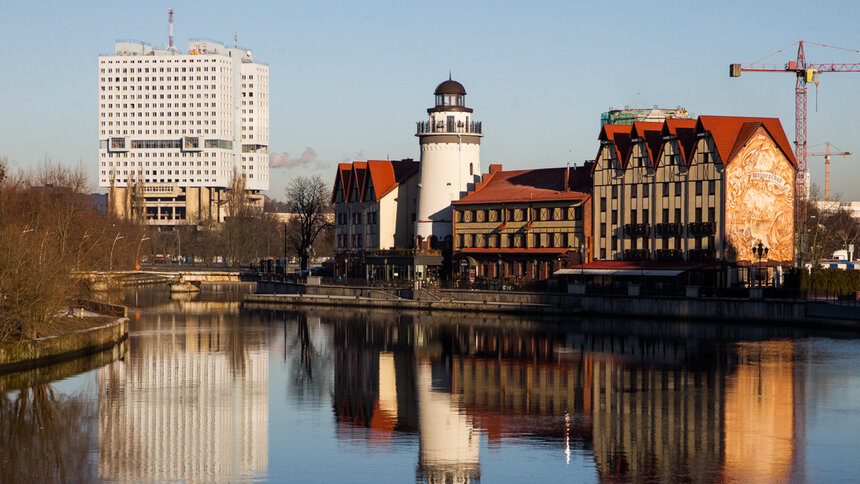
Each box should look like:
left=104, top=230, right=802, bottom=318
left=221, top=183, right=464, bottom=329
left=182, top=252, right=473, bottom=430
left=808, top=142, right=851, bottom=201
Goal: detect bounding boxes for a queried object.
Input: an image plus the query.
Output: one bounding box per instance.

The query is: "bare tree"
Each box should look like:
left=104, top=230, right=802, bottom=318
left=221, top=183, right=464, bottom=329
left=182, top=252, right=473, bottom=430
left=285, top=176, right=332, bottom=271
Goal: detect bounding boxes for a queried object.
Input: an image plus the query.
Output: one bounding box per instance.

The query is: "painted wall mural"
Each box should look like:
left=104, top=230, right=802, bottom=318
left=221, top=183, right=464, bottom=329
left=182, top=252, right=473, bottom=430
left=725, top=128, right=795, bottom=263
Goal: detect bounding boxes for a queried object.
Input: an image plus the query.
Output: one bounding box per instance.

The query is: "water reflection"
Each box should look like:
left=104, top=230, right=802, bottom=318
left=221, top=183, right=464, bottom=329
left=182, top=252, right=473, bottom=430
left=97, top=293, right=269, bottom=483
left=268, top=308, right=816, bottom=483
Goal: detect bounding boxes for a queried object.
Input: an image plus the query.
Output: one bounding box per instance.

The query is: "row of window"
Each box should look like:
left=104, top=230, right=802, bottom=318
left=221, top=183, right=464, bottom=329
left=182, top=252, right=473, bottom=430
left=602, top=180, right=717, bottom=201
left=598, top=236, right=717, bottom=258
left=457, top=206, right=583, bottom=223
left=603, top=206, right=717, bottom=226
left=458, top=232, right=576, bottom=249
left=337, top=211, right=378, bottom=226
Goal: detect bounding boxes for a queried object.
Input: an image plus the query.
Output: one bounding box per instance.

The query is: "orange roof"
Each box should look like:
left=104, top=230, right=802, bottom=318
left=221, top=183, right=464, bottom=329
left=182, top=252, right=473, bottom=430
left=598, top=124, right=634, bottom=168
left=453, top=166, right=591, bottom=205
left=630, top=122, right=664, bottom=168
left=332, top=159, right=418, bottom=203
left=659, top=119, right=698, bottom=166
left=696, top=115, right=797, bottom=167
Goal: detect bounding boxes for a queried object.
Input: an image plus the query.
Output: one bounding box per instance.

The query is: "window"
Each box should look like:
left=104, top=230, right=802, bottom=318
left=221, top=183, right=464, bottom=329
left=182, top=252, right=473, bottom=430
left=600, top=197, right=607, bottom=212
left=643, top=184, right=649, bottom=198
left=611, top=210, right=618, bottom=225
left=663, top=183, right=669, bottom=197
left=631, top=184, right=638, bottom=198
left=709, top=180, right=716, bottom=195
left=695, top=207, right=702, bottom=223
left=643, top=209, right=649, bottom=223
left=611, top=236, right=617, bottom=251
left=675, top=182, right=681, bottom=197
left=663, top=208, right=669, bottom=224
left=675, top=208, right=681, bottom=223
left=601, top=222, right=607, bottom=235
left=612, top=186, right=618, bottom=199
left=631, top=209, right=638, bottom=224
left=708, top=207, right=715, bottom=222
left=696, top=181, right=703, bottom=196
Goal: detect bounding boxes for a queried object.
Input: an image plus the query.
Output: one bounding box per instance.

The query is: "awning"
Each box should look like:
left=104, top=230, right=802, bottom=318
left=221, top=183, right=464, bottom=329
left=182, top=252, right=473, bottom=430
left=554, top=268, right=686, bottom=277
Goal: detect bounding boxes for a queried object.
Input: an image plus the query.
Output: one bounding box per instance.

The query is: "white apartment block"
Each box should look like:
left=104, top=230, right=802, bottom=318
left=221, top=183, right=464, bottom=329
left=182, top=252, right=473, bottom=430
left=98, top=39, right=269, bottom=224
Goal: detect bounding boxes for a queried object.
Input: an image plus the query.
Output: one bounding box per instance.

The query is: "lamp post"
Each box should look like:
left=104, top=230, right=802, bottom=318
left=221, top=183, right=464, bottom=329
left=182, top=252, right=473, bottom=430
left=752, top=241, right=769, bottom=287
left=136, top=235, right=150, bottom=269
left=110, top=233, right=125, bottom=272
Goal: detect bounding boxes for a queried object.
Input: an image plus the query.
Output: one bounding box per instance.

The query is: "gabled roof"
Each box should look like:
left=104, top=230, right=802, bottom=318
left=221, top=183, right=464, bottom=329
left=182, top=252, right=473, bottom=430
left=597, top=124, right=634, bottom=169
left=331, top=159, right=419, bottom=204
left=696, top=115, right=797, bottom=167
left=453, top=166, right=590, bottom=205
left=630, top=122, right=664, bottom=168
left=659, top=119, right=698, bottom=166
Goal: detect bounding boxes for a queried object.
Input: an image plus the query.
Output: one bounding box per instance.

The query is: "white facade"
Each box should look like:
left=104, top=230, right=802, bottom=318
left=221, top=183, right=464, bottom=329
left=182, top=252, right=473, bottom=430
left=97, top=40, right=269, bottom=193
left=414, top=79, right=483, bottom=246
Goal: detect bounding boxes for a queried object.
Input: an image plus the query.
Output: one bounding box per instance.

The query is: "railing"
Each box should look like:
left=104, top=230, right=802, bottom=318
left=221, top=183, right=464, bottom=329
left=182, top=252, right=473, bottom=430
left=623, top=249, right=650, bottom=261
left=688, top=221, right=716, bottom=236
left=416, top=120, right=482, bottom=135
left=655, top=222, right=683, bottom=237
left=654, top=249, right=682, bottom=261
left=624, top=223, right=650, bottom=237
left=689, top=249, right=716, bottom=261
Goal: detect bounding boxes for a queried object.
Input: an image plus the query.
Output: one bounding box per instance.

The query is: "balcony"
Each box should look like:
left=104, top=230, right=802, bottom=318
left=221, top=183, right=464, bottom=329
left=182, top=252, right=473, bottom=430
left=416, top=120, right=482, bottom=135
left=655, top=222, right=683, bottom=237
left=623, top=249, right=650, bottom=261
left=689, top=249, right=716, bottom=261
left=688, top=221, right=716, bottom=236
left=624, top=223, right=650, bottom=237
left=655, top=249, right=682, bottom=261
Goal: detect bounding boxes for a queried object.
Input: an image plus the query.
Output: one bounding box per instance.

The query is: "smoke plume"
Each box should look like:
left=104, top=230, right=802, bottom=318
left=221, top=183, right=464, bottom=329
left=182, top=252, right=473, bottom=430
left=269, top=148, right=317, bottom=169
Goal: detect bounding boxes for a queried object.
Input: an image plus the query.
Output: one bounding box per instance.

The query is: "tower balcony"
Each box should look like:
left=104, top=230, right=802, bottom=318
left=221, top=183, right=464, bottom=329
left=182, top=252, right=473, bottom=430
left=416, top=120, right=482, bottom=135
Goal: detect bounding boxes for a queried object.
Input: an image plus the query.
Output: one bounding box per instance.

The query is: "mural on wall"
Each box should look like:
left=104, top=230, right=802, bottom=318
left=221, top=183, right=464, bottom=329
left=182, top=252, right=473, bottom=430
left=725, top=128, right=795, bottom=263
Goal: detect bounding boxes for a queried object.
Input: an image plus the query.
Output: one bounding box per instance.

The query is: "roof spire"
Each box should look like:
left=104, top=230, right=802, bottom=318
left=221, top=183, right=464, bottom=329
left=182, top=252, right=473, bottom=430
left=449, top=70, right=452, bottom=81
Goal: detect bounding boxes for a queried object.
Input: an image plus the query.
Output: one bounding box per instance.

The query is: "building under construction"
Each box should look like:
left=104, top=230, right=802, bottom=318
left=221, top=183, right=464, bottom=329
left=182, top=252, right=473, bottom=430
left=600, top=107, right=690, bottom=126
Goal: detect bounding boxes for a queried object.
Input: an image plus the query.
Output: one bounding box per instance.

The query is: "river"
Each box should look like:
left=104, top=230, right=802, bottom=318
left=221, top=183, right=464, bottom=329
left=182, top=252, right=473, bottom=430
left=2, top=284, right=860, bottom=483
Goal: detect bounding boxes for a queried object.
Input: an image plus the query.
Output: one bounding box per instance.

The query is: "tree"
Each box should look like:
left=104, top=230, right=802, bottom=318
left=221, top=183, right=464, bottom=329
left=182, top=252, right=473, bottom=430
left=285, top=176, right=332, bottom=271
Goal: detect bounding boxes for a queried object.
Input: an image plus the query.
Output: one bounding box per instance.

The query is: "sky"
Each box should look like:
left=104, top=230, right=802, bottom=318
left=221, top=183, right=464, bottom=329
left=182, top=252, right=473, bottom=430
left=2, top=0, right=860, bottom=200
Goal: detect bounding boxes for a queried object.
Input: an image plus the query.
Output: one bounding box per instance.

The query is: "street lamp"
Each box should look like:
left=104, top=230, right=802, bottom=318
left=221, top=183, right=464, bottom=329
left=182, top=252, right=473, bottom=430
left=136, top=235, right=151, bottom=269
left=752, top=241, right=769, bottom=287
left=110, top=233, right=125, bottom=272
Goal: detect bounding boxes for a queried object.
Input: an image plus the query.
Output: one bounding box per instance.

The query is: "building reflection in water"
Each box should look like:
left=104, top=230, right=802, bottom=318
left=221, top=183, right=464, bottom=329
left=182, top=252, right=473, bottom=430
left=98, top=300, right=268, bottom=483
left=311, top=309, right=806, bottom=484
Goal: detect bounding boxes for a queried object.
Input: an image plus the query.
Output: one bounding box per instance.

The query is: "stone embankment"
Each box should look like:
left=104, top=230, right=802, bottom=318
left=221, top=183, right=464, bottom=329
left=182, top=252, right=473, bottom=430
left=246, top=282, right=860, bottom=330
left=0, top=300, right=129, bottom=374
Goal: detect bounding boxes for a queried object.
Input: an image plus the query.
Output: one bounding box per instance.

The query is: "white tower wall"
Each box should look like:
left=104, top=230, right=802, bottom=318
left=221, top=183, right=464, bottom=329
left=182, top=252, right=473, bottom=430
left=415, top=140, right=480, bottom=241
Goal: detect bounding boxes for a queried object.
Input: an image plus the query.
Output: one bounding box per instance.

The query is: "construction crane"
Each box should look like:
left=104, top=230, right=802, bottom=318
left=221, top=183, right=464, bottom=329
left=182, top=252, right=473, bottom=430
left=729, top=40, right=860, bottom=261
left=808, top=142, right=851, bottom=201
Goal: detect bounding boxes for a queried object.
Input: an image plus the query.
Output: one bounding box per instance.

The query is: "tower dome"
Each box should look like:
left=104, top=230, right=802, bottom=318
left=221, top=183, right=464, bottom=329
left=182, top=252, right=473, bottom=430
left=431, top=76, right=470, bottom=113
left=434, top=79, right=466, bottom=96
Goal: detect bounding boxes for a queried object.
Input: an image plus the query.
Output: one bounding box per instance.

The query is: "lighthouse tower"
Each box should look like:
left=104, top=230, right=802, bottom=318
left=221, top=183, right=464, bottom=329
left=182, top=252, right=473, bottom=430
left=414, top=77, right=483, bottom=249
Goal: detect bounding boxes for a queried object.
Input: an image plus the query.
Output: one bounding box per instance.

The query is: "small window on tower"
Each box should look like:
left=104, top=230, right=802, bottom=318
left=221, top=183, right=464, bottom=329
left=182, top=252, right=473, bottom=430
left=469, top=163, right=474, bottom=176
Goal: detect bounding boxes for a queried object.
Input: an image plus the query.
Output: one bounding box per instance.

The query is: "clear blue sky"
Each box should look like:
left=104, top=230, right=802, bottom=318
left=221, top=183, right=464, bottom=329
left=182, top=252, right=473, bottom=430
left=2, top=0, right=860, bottom=200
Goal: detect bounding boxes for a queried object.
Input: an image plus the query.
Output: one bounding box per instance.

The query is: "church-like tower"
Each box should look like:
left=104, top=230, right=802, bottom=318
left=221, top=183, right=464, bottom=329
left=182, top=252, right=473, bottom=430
left=414, top=77, right=483, bottom=249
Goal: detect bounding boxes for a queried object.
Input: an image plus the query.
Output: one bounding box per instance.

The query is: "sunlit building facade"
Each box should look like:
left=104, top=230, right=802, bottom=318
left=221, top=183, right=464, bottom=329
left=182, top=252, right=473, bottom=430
left=98, top=38, right=269, bottom=225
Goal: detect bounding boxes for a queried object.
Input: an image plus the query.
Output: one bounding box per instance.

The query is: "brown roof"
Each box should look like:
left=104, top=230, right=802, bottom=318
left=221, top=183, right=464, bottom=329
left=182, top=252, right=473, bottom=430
left=696, top=115, right=797, bottom=167
left=453, top=166, right=590, bottom=205
left=332, top=159, right=419, bottom=204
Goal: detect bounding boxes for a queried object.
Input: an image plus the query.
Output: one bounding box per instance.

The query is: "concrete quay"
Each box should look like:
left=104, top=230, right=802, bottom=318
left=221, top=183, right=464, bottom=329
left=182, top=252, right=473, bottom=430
left=247, top=282, right=860, bottom=330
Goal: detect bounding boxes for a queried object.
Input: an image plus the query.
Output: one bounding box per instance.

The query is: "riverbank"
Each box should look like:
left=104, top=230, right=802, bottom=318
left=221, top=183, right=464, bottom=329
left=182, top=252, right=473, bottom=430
left=246, top=282, right=860, bottom=331
left=0, top=301, right=129, bottom=374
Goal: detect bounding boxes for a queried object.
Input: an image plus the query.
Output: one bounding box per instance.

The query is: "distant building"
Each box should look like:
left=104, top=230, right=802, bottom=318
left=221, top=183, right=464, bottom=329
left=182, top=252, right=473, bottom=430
left=332, top=159, right=421, bottom=280
left=98, top=32, right=269, bottom=227
left=452, top=163, right=592, bottom=282
left=589, top=115, right=797, bottom=287
left=600, top=107, right=690, bottom=126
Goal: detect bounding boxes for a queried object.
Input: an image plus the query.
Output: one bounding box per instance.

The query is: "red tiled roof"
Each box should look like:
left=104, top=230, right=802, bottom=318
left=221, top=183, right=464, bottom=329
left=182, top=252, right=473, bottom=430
left=631, top=122, right=664, bottom=168
left=697, top=115, right=797, bottom=167
left=331, top=159, right=418, bottom=204
left=598, top=124, right=634, bottom=168
left=659, top=119, right=698, bottom=166
left=453, top=167, right=590, bottom=205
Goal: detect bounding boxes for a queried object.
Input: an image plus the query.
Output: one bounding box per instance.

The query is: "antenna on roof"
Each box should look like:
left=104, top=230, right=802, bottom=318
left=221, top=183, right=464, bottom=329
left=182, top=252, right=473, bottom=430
left=449, top=70, right=452, bottom=81
left=234, top=31, right=238, bottom=48
left=167, top=8, right=178, bottom=53
left=565, top=163, right=571, bottom=192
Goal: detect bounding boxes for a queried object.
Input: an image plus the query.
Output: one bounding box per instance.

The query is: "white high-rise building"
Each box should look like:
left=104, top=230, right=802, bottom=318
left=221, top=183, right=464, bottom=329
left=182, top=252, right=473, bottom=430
left=98, top=35, right=269, bottom=224
left=414, top=77, right=483, bottom=248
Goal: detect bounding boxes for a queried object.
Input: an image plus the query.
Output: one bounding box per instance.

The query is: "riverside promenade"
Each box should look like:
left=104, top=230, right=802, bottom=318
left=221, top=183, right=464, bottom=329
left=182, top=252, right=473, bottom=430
left=246, top=281, right=860, bottom=331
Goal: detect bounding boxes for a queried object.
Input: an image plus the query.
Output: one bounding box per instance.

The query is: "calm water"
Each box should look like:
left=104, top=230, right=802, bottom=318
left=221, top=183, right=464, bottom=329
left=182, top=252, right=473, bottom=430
left=3, top=284, right=860, bottom=483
